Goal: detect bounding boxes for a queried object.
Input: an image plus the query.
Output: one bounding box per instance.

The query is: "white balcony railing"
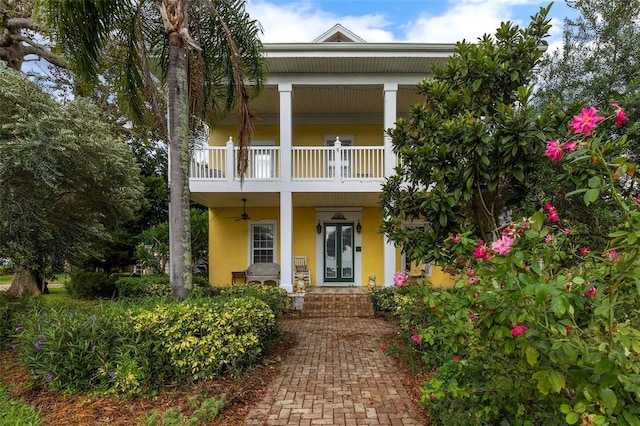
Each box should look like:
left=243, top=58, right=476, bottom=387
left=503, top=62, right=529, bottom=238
left=190, top=140, right=385, bottom=182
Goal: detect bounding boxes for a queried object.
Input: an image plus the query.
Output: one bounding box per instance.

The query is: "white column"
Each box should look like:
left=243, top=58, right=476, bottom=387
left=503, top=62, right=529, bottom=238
left=279, top=83, right=292, bottom=182
left=383, top=83, right=398, bottom=285
left=383, top=237, right=396, bottom=287
left=383, top=83, right=397, bottom=178
left=280, top=191, right=293, bottom=293
left=225, top=137, right=234, bottom=182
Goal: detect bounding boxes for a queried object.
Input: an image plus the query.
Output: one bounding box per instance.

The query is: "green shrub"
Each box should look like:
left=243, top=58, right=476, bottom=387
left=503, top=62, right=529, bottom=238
left=0, top=294, right=43, bottom=349
left=65, top=272, right=117, bottom=299
left=0, top=384, right=42, bottom=426
left=115, top=276, right=172, bottom=298
left=130, top=296, right=276, bottom=381
left=116, top=276, right=214, bottom=299
left=371, top=286, right=398, bottom=313
left=221, top=284, right=289, bottom=318
left=14, top=302, right=152, bottom=394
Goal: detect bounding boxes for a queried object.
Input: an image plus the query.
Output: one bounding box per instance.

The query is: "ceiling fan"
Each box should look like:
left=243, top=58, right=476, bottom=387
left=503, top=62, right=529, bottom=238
left=227, top=198, right=251, bottom=221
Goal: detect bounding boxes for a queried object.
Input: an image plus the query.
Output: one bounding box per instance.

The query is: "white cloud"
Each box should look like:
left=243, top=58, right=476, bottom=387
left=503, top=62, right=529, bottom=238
left=246, top=0, right=395, bottom=42
left=246, top=0, right=569, bottom=44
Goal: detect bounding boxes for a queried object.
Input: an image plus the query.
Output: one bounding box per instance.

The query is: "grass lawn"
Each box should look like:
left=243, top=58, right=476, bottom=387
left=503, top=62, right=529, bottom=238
left=0, top=275, right=12, bottom=285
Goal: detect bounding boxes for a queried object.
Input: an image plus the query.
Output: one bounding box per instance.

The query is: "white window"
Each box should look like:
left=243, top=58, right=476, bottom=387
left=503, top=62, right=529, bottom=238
left=250, top=222, right=277, bottom=263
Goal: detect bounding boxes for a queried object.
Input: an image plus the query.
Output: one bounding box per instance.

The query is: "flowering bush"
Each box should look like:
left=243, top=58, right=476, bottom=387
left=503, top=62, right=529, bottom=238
left=13, top=294, right=277, bottom=395
left=401, top=105, right=640, bottom=425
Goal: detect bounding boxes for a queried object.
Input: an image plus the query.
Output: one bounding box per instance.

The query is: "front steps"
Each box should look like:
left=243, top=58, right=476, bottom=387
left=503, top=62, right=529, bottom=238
left=296, top=287, right=374, bottom=317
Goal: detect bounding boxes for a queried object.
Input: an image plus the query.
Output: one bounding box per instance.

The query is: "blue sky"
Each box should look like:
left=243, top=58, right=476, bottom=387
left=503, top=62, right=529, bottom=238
left=246, top=0, right=575, bottom=49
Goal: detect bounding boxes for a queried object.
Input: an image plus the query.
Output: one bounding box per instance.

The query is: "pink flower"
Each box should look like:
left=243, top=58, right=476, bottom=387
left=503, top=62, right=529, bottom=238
left=468, top=277, right=479, bottom=285
left=453, top=355, right=459, bottom=361
left=571, top=107, right=605, bottom=135
left=545, top=203, right=559, bottom=222
left=565, top=326, right=573, bottom=332
left=544, top=234, right=553, bottom=243
left=612, top=103, right=629, bottom=128
left=411, top=333, right=422, bottom=344
left=393, top=271, right=409, bottom=287
left=381, top=346, right=386, bottom=353
left=467, top=310, right=478, bottom=323
left=605, top=250, right=620, bottom=263
left=563, top=228, right=570, bottom=235
left=466, top=270, right=475, bottom=277
left=430, top=394, right=436, bottom=401
left=451, top=235, right=460, bottom=243
left=511, top=323, right=528, bottom=337
left=544, top=140, right=564, bottom=161
left=586, top=286, right=597, bottom=297
left=580, top=246, right=590, bottom=256
left=561, top=140, right=578, bottom=152
left=473, top=292, right=479, bottom=299
left=491, top=235, right=515, bottom=255
left=473, top=241, right=488, bottom=260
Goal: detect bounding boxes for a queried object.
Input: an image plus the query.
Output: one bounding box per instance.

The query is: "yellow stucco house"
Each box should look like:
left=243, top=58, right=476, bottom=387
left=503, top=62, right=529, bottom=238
left=189, top=24, right=456, bottom=292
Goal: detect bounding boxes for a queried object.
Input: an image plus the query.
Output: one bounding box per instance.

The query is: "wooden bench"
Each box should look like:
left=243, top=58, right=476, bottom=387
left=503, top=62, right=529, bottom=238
left=245, top=263, right=280, bottom=285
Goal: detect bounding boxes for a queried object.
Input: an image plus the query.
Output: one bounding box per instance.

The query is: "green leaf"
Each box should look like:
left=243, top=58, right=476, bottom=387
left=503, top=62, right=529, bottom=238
left=525, top=345, right=539, bottom=367
left=565, top=412, right=580, bottom=425
left=549, top=370, right=565, bottom=393
left=513, top=168, right=524, bottom=182
left=583, top=188, right=600, bottom=206
left=599, top=388, right=617, bottom=410
left=531, top=210, right=545, bottom=232
left=472, top=78, right=482, bottom=92
left=551, top=296, right=567, bottom=317
left=587, top=176, right=602, bottom=188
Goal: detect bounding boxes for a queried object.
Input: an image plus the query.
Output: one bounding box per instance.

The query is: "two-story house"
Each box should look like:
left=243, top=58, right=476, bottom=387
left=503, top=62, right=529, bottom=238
left=189, top=24, right=456, bottom=292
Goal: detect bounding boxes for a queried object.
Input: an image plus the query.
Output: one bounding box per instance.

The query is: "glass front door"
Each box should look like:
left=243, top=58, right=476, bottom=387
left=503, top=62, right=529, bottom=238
left=324, top=223, right=354, bottom=283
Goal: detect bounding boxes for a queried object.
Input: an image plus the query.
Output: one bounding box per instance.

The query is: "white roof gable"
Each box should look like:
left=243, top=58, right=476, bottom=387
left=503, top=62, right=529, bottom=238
left=312, top=24, right=366, bottom=43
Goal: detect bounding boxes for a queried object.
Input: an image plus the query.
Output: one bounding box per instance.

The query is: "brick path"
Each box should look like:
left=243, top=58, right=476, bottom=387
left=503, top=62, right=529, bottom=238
left=245, top=317, right=427, bottom=425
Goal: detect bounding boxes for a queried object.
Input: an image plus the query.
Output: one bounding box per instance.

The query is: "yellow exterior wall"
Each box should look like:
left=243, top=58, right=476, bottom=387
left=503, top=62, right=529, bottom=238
left=292, top=208, right=317, bottom=284
left=208, top=206, right=279, bottom=286
left=209, top=205, right=456, bottom=288
left=211, top=125, right=384, bottom=147
left=361, top=207, right=385, bottom=288
left=393, top=249, right=456, bottom=287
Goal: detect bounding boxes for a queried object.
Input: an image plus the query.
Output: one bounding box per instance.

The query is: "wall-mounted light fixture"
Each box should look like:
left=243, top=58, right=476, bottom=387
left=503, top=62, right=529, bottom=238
left=317, top=222, right=322, bottom=234
left=356, top=220, right=362, bottom=234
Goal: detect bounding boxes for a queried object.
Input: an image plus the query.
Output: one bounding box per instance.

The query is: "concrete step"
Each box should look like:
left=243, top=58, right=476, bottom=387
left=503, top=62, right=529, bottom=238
left=299, top=287, right=374, bottom=317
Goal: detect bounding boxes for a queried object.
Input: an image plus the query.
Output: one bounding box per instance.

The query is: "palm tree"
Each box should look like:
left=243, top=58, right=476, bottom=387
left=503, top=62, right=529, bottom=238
left=36, top=0, right=265, bottom=299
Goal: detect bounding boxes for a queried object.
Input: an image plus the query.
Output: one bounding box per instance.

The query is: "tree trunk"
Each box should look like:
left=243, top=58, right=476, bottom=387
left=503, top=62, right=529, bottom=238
left=6, top=269, right=41, bottom=298
left=166, top=9, right=192, bottom=300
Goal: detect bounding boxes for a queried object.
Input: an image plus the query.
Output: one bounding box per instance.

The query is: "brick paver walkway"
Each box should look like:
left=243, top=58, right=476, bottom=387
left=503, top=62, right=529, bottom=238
left=245, top=317, right=427, bottom=425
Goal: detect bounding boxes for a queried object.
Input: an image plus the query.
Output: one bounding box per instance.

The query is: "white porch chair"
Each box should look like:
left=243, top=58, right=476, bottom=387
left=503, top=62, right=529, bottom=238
left=293, top=256, right=311, bottom=288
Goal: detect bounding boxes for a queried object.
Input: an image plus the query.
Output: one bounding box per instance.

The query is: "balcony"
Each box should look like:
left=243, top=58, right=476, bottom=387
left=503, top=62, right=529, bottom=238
left=190, top=142, right=386, bottom=183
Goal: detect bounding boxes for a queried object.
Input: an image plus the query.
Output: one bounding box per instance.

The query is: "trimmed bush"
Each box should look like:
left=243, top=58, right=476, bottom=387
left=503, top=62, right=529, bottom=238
left=130, top=296, right=277, bottom=381
left=115, top=276, right=172, bottom=298
left=65, top=272, right=117, bottom=299
left=371, top=286, right=398, bottom=313
left=221, top=284, right=289, bottom=318
left=116, top=276, right=215, bottom=299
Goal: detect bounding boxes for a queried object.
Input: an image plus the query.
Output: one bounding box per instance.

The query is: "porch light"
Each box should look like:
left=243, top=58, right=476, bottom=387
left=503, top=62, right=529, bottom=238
left=356, top=220, right=362, bottom=234
left=317, top=222, right=322, bottom=234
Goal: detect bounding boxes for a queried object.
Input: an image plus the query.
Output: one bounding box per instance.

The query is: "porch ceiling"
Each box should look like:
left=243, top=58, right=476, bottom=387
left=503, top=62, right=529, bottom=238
left=217, top=84, right=425, bottom=125
left=190, top=192, right=382, bottom=209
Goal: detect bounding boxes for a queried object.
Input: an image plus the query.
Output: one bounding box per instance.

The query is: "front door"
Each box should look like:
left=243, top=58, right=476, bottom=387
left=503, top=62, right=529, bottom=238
left=323, top=223, right=354, bottom=284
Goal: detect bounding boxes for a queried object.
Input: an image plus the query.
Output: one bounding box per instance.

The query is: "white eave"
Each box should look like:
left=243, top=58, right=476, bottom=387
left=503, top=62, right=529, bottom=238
left=262, top=42, right=456, bottom=75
